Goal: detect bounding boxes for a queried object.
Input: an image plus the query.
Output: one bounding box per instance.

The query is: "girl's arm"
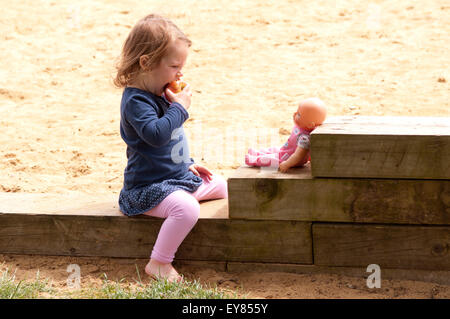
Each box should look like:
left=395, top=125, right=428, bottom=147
left=279, top=146, right=308, bottom=173
left=125, top=96, right=188, bottom=147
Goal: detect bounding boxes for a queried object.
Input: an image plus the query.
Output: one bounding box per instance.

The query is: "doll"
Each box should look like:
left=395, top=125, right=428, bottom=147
left=245, top=97, right=327, bottom=173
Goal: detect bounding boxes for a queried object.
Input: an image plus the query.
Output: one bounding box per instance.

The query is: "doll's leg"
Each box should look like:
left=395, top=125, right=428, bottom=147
left=263, top=146, right=280, bottom=154
left=248, top=146, right=279, bottom=156
left=245, top=152, right=280, bottom=167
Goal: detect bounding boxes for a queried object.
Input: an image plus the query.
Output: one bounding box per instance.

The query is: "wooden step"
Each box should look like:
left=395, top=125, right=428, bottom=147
left=1, top=192, right=448, bottom=276
left=310, top=116, right=450, bottom=179
left=313, top=223, right=450, bottom=271
left=228, top=166, right=450, bottom=224
left=0, top=192, right=312, bottom=264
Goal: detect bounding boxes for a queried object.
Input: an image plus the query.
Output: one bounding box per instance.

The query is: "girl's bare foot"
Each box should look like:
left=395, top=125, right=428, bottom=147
left=145, top=259, right=183, bottom=283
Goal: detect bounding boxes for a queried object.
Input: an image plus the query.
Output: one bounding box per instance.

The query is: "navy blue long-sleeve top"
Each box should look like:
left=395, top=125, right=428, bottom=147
left=118, top=87, right=203, bottom=216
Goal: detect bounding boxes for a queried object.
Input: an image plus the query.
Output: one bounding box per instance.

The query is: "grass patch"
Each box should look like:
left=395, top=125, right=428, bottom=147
left=0, top=267, right=54, bottom=299
left=0, top=264, right=244, bottom=299
left=76, top=266, right=243, bottom=299
left=80, top=276, right=233, bottom=299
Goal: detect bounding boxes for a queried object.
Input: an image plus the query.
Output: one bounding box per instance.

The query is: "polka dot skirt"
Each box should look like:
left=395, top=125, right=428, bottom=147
left=119, top=175, right=203, bottom=216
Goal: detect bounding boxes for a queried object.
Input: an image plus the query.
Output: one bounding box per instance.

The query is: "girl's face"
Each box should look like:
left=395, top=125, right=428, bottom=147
left=149, top=39, right=189, bottom=96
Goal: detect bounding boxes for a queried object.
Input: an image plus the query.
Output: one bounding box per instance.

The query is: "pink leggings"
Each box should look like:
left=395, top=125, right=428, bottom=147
left=143, top=174, right=228, bottom=263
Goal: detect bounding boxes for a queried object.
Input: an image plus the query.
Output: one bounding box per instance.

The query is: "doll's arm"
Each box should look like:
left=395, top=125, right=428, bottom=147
left=279, top=146, right=308, bottom=173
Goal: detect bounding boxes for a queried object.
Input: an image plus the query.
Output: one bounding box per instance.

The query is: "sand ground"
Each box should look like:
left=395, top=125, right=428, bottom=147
left=1, top=254, right=449, bottom=299
left=0, top=0, right=449, bottom=298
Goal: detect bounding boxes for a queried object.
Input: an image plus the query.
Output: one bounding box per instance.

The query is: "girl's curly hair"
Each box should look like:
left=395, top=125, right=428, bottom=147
left=114, top=14, right=191, bottom=88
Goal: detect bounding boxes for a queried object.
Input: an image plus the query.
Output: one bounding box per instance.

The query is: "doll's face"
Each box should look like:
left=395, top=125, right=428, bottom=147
left=294, top=98, right=327, bottom=130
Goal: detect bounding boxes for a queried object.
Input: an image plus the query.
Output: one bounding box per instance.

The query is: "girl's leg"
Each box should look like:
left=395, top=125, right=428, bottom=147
left=141, top=174, right=227, bottom=281
left=142, top=190, right=200, bottom=281
left=191, top=174, right=228, bottom=202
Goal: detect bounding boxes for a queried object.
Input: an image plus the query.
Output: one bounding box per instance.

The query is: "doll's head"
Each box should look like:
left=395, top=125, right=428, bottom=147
left=293, top=98, right=327, bottom=131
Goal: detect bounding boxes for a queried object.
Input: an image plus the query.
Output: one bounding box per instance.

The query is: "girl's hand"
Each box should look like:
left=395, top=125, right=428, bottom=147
left=165, top=84, right=192, bottom=110
left=189, top=164, right=213, bottom=181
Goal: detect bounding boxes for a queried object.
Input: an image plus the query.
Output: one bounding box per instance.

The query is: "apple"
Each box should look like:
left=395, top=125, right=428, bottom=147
left=167, top=80, right=187, bottom=94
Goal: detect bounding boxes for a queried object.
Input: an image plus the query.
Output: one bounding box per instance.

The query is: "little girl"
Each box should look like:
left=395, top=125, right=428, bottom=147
left=114, top=14, right=228, bottom=282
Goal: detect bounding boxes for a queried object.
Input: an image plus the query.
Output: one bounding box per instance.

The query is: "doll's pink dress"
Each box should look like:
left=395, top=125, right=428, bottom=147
left=245, top=125, right=312, bottom=167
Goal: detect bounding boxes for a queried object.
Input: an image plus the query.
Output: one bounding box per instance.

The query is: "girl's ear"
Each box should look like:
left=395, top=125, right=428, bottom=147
left=139, top=55, right=150, bottom=71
